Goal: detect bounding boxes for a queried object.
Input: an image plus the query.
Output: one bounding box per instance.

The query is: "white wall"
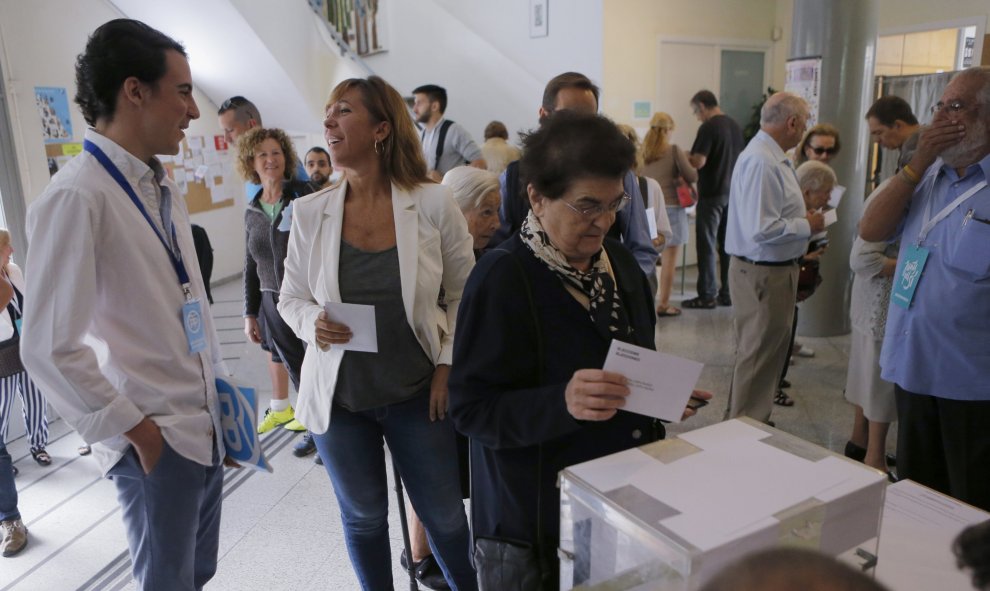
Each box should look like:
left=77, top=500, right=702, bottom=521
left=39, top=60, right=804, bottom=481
left=0, top=0, right=244, bottom=280
left=365, top=0, right=603, bottom=145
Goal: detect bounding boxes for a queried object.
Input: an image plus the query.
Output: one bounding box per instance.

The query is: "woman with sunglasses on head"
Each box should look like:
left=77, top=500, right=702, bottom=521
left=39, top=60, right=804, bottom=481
left=449, top=112, right=709, bottom=590
left=794, top=123, right=841, bottom=166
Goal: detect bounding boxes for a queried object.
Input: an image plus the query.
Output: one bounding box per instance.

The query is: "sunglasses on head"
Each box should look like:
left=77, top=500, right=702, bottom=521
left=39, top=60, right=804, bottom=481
left=220, top=96, right=248, bottom=110
left=809, top=146, right=838, bottom=155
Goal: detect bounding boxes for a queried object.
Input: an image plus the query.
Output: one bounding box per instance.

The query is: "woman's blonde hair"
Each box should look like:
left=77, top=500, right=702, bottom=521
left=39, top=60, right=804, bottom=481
left=328, top=76, right=429, bottom=191
left=642, top=112, right=674, bottom=164
left=794, top=123, right=841, bottom=166
left=615, top=124, right=644, bottom=174
left=441, top=166, right=500, bottom=211
left=235, top=127, right=299, bottom=185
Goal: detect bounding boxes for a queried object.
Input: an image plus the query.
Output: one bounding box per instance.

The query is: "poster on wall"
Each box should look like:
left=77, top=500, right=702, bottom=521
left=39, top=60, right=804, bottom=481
left=35, top=86, right=73, bottom=143
left=530, top=0, right=548, bottom=38
left=785, top=57, right=822, bottom=127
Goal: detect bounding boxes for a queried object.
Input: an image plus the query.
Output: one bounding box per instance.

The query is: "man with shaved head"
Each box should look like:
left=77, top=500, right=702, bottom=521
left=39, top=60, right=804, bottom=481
left=723, top=92, right=825, bottom=422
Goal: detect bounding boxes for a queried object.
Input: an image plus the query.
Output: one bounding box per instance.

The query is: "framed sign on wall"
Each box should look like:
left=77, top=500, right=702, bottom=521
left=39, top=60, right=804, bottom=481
left=530, top=0, right=548, bottom=38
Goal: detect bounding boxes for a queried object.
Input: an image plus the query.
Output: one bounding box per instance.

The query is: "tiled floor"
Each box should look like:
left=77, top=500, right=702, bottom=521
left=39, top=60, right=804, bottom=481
left=2, top=269, right=871, bottom=590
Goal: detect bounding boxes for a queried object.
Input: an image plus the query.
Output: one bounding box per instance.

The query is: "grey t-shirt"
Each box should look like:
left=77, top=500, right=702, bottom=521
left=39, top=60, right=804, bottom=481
left=420, top=118, right=483, bottom=176
left=333, top=241, right=434, bottom=412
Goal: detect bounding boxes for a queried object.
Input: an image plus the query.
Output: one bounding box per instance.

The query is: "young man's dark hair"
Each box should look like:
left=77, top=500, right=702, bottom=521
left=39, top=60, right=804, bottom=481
left=412, top=84, right=448, bottom=114
left=865, top=95, right=919, bottom=127
left=540, top=72, right=601, bottom=116
left=306, top=146, right=331, bottom=160
left=74, top=18, right=186, bottom=126
left=690, top=89, right=719, bottom=109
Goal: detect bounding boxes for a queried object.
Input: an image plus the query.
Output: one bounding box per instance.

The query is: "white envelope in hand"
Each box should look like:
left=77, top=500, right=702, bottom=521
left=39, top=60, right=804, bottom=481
left=323, top=302, right=378, bottom=353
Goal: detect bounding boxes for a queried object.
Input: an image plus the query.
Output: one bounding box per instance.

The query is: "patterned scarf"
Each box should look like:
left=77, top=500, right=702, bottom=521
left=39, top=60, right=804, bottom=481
left=520, top=211, right=633, bottom=342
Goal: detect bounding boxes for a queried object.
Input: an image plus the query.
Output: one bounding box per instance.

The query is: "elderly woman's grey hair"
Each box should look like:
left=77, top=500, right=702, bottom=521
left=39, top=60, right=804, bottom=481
left=796, top=160, right=837, bottom=193
left=442, top=166, right=500, bottom=211
left=761, top=92, right=807, bottom=126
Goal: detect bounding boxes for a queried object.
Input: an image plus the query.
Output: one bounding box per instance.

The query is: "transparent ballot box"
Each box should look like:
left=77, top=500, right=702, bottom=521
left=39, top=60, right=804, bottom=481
left=558, top=418, right=887, bottom=590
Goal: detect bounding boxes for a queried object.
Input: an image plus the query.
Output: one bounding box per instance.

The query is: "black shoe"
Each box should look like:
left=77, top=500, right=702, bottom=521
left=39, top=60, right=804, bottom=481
left=779, top=379, right=791, bottom=389
left=314, top=454, right=323, bottom=465
left=400, top=550, right=450, bottom=590
left=10, top=465, right=17, bottom=477
left=844, top=440, right=867, bottom=462
left=293, top=432, right=317, bottom=457
left=682, top=297, right=716, bottom=309
left=716, top=294, right=732, bottom=306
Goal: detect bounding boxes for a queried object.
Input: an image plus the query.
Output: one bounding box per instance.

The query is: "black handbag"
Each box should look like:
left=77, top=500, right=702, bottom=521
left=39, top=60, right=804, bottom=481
left=473, top=250, right=553, bottom=590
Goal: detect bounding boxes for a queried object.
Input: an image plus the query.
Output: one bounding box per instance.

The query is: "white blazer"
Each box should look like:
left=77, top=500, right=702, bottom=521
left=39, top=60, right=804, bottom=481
left=278, top=180, right=476, bottom=434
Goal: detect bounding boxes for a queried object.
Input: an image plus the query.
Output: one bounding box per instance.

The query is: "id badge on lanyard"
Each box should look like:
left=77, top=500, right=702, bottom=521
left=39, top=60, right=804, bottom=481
left=84, top=140, right=206, bottom=353
left=891, top=175, right=988, bottom=309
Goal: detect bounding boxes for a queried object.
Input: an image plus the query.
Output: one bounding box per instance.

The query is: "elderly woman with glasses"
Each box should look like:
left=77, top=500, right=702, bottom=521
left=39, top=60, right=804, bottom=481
left=449, top=112, right=708, bottom=590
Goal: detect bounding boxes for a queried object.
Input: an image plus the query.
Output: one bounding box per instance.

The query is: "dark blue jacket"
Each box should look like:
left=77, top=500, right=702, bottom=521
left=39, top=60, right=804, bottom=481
left=449, top=235, right=662, bottom=550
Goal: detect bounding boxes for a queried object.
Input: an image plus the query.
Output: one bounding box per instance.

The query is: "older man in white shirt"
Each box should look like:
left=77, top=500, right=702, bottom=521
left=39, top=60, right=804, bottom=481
left=21, top=19, right=228, bottom=591
left=723, top=92, right=825, bottom=423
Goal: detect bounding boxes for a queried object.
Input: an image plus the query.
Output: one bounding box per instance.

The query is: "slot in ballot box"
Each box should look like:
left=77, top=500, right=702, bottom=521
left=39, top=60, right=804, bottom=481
left=558, top=418, right=887, bottom=590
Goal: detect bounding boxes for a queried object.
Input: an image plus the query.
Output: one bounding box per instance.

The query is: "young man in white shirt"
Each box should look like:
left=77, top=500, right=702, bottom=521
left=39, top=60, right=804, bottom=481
left=22, top=19, right=230, bottom=590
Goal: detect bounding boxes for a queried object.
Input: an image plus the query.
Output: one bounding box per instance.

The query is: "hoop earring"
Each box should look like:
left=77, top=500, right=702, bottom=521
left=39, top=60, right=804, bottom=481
left=374, top=139, right=383, bottom=155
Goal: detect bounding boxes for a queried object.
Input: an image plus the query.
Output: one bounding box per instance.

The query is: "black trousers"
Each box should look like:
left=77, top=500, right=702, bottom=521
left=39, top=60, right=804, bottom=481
left=895, top=385, right=990, bottom=511
left=695, top=198, right=730, bottom=300
left=260, top=291, right=306, bottom=391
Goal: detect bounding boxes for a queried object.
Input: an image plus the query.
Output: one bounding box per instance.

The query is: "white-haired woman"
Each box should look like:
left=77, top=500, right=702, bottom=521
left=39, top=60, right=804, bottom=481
left=774, top=161, right=834, bottom=407
left=443, top=166, right=501, bottom=256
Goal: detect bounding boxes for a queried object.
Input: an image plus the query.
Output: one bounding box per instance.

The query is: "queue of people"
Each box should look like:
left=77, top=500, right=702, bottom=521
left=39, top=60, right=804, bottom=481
left=6, top=15, right=989, bottom=591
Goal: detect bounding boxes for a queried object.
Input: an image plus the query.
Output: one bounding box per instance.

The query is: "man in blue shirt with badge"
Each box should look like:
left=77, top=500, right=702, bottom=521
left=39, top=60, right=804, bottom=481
left=860, top=66, right=990, bottom=512
left=22, top=19, right=232, bottom=588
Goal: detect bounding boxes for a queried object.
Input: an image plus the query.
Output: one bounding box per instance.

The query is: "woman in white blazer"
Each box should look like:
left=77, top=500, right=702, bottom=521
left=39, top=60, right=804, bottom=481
left=278, top=76, right=477, bottom=591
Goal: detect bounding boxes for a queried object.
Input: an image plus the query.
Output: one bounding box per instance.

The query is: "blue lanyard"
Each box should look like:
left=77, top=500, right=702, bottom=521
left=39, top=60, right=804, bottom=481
left=83, top=140, right=192, bottom=297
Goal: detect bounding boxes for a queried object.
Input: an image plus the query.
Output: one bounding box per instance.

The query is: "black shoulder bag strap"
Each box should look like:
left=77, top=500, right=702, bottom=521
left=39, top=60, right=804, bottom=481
left=638, top=175, right=649, bottom=209
left=435, top=119, right=454, bottom=170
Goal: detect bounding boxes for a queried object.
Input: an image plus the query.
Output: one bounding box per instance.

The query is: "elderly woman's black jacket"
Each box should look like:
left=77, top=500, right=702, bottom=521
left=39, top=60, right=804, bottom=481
left=449, top=234, right=662, bottom=559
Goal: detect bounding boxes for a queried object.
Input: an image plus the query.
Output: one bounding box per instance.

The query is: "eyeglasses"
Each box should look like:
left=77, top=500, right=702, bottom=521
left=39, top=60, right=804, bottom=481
left=560, top=193, right=630, bottom=218
left=809, top=146, right=838, bottom=155
left=931, top=100, right=966, bottom=115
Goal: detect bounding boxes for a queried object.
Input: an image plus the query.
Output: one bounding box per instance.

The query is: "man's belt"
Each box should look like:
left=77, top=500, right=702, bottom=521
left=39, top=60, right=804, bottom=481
left=735, top=255, right=800, bottom=267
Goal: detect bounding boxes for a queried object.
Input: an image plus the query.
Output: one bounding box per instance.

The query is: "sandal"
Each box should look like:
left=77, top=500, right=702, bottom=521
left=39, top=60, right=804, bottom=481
left=656, top=305, right=682, bottom=317
left=682, top=297, right=716, bottom=309
left=31, top=447, right=52, bottom=466
left=773, top=390, right=795, bottom=407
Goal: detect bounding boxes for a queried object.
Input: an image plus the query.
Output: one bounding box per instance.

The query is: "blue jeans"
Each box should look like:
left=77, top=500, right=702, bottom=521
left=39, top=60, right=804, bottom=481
left=0, top=443, right=18, bottom=522
left=108, top=440, right=223, bottom=591
left=314, top=392, right=477, bottom=591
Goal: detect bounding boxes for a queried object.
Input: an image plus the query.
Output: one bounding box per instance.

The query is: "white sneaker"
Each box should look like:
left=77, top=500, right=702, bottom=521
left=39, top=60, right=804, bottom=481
left=1, top=518, right=27, bottom=557
left=796, top=346, right=816, bottom=358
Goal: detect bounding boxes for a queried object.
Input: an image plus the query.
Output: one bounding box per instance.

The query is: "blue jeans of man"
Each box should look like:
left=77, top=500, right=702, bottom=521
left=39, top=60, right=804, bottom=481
left=108, top=440, right=223, bottom=591
left=314, top=391, right=477, bottom=591
left=695, top=197, right=731, bottom=301
left=0, top=443, right=18, bottom=522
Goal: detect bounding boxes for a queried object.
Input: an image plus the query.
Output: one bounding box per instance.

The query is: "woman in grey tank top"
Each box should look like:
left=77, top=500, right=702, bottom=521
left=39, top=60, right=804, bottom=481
left=277, top=76, right=478, bottom=591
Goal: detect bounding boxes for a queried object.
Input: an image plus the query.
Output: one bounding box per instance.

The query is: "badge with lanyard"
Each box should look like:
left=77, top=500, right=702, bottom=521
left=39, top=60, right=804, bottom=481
left=84, top=140, right=207, bottom=353
left=891, top=175, right=988, bottom=309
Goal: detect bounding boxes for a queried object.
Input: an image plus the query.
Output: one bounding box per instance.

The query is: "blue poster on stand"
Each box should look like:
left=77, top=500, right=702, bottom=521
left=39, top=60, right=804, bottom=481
left=216, top=377, right=273, bottom=473
left=34, top=86, right=73, bottom=143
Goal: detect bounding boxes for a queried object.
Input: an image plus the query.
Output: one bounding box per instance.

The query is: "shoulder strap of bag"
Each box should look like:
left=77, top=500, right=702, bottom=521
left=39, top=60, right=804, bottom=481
left=638, top=175, right=649, bottom=209
left=435, top=119, right=454, bottom=169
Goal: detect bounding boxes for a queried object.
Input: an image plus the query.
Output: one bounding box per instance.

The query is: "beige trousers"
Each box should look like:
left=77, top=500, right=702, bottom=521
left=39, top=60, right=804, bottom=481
left=725, top=257, right=799, bottom=422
